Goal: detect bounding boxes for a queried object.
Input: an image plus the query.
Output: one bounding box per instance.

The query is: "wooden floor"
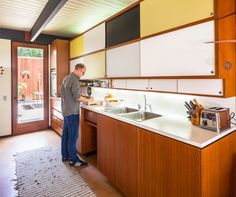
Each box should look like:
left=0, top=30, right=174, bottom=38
left=0, top=130, right=124, bottom=197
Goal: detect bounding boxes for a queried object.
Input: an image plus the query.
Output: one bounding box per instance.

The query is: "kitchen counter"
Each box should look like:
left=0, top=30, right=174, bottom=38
left=81, top=104, right=236, bottom=148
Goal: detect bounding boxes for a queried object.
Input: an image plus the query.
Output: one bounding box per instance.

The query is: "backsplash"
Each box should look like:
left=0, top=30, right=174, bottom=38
left=91, top=87, right=236, bottom=119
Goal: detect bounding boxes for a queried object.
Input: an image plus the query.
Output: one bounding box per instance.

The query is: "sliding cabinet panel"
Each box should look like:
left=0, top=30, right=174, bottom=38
left=141, top=0, right=214, bottom=37
left=178, top=79, right=223, bottom=96
left=149, top=79, right=177, bottom=92
left=0, top=39, right=11, bottom=136
left=70, top=35, right=84, bottom=58
left=106, top=5, right=140, bottom=47
left=70, top=57, right=84, bottom=73
left=126, top=79, right=148, bottom=90
left=112, top=80, right=127, bottom=89
left=84, top=23, right=105, bottom=54
left=70, top=51, right=105, bottom=79
left=141, top=21, right=215, bottom=77
left=83, top=51, right=105, bottom=79
left=106, top=42, right=140, bottom=77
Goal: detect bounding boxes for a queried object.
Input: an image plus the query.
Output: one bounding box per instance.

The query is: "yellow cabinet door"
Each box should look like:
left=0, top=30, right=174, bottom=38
left=70, top=35, right=84, bottom=58
left=140, top=0, right=214, bottom=37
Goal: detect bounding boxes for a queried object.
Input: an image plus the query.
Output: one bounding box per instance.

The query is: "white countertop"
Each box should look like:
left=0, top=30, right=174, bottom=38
left=81, top=104, right=236, bottom=148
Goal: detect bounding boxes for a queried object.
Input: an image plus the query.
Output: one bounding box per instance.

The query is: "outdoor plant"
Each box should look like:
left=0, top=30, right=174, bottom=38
left=18, top=82, right=28, bottom=101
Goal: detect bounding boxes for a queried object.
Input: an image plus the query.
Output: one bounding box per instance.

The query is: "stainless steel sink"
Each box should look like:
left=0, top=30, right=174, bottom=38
left=105, top=107, right=138, bottom=115
left=120, top=111, right=161, bottom=122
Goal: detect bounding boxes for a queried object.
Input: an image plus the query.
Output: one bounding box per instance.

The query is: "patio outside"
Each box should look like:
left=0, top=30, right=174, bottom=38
left=17, top=47, right=44, bottom=123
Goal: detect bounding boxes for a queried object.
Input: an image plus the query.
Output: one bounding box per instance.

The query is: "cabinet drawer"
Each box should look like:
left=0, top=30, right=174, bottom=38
left=57, top=119, right=63, bottom=128
left=84, top=110, right=97, bottom=124
left=51, top=114, right=58, bottom=124
left=51, top=108, right=58, bottom=117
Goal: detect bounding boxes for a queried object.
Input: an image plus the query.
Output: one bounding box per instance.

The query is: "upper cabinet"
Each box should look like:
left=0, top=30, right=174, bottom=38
left=70, top=35, right=84, bottom=59
left=106, top=41, right=140, bottom=77
left=70, top=51, right=105, bottom=79
left=140, top=0, right=214, bottom=37
left=84, top=23, right=105, bottom=54
left=141, top=21, right=215, bottom=77
left=106, top=5, right=140, bottom=48
left=50, top=39, right=69, bottom=97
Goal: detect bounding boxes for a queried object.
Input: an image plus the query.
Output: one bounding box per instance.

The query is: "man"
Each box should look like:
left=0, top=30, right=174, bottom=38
left=61, top=63, right=93, bottom=167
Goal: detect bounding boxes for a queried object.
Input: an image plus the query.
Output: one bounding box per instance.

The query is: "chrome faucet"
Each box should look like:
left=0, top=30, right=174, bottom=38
left=143, top=95, right=152, bottom=112
left=144, top=95, right=147, bottom=111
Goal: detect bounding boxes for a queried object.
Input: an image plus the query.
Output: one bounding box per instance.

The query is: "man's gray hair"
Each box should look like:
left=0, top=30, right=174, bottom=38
left=75, top=63, right=85, bottom=70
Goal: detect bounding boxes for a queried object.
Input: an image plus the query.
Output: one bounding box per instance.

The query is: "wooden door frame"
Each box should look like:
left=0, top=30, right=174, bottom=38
left=12, top=42, right=49, bottom=135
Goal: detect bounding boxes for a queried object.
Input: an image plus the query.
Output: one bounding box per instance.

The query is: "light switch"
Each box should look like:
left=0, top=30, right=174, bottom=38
left=3, top=96, right=7, bottom=101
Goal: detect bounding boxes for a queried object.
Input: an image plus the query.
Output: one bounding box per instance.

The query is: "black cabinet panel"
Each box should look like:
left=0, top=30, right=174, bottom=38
left=106, top=5, right=140, bottom=48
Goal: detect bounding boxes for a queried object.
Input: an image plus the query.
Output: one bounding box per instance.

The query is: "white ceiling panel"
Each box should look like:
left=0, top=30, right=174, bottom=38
left=43, top=0, right=138, bottom=37
left=0, top=0, right=138, bottom=38
left=0, top=0, right=48, bottom=31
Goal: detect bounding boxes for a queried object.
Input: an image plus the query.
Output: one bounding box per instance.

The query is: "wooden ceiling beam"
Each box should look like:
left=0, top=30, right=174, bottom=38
left=30, top=0, right=68, bottom=42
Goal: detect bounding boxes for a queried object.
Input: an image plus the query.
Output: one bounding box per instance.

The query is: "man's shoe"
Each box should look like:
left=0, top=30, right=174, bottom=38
left=69, top=160, right=88, bottom=167
left=62, top=157, right=68, bottom=162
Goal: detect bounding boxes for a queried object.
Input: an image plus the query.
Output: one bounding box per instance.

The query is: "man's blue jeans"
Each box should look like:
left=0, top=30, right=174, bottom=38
left=61, top=114, right=80, bottom=163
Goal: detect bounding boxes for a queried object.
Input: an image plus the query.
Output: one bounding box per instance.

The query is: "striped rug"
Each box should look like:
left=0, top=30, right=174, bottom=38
left=14, top=146, right=96, bottom=197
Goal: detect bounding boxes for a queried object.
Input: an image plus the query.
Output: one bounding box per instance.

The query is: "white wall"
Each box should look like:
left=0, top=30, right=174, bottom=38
left=91, top=87, right=236, bottom=120
left=0, top=39, right=12, bottom=136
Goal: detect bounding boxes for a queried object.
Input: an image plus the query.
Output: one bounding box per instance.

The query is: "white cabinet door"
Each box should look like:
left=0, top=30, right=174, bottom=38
left=126, top=79, right=149, bottom=90
left=112, top=80, right=127, bottom=89
left=70, top=57, right=84, bottom=73
left=141, top=21, right=215, bottom=76
left=149, top=79, right=177, bottom=92
left=106, top=42, right=140, bottom=77
left=0, top=39, right=11, bottom=136
left=84, top=23, right=105, bottom=54
left=70, top=51, right=105, bottom=79
left=178, top=79, right=223, bottom=96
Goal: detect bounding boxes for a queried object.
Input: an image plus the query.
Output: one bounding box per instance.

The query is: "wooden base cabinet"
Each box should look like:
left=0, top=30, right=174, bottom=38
left=138, top=128, right=236, bottom=197
left=97, top=114, right=138, bottom=197
left=77, top=109, right=97, bottom=154
left=50, top=97, right=63, bottom=136
left=138, top=128, right=201, bottom=197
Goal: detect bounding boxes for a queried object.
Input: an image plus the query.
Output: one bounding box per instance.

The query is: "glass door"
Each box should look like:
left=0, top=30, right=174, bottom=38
left=12, top=42, right=49, bottom=135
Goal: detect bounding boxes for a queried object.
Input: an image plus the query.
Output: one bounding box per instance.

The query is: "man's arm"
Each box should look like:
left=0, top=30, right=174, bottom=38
left=77, top=95, right=94, bottom=103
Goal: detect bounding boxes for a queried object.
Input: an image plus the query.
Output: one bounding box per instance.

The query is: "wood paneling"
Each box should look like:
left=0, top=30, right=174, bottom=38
left=106, top=5, right=140, bottom=48
left=201, top=132, right=236, bottom=197
left=217, top=14, right=236, bottom=97
left=97, top=114, right=116, bottom=184
left=50, top=39, right=69, bottom=97
left=114, top=121, right=138, bottom=197
left=216, top=0, right=235, bottom=19
left=140, top=0, right=214, bottom=37
left=138, top=128, right=201, bottom=197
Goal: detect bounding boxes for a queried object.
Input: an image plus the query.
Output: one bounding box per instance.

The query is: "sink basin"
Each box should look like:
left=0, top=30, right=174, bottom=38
left=120, top=111, right=161, bottom=122
left=105, top=107, right=138, bottom=115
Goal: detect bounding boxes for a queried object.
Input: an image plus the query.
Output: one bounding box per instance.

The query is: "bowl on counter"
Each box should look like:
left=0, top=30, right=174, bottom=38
left=105, top=98, right=124, bottom=108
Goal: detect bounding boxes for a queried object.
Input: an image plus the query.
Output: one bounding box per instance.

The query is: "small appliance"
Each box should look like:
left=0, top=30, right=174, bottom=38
left=200, top=107, right=230, bottom=132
